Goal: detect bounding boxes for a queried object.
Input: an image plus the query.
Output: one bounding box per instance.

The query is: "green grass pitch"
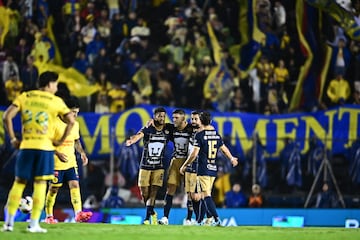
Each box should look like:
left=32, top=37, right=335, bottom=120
left=0, top=222, right=360, bottom=240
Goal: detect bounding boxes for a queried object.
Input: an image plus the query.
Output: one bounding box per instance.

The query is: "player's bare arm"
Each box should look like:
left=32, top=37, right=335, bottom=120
left=126, top=131, right=144, bottom=146
left=53, top=112, right=75, bottom=146
left=220, top=144, right=238, bottom=167
left=180, top=146, right=200, bottom=175
left=3, top=104, right=20, bottom=148
left=75, top=139, right=88, bottom=166
left=55, top=150, right=68, bottom=162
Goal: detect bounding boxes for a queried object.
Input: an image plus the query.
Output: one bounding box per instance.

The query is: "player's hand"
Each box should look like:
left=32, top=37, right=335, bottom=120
left=126, top=139, right=132, bottom=146
left=56, top=151, right=68, bottom=162
left=145, top=119, right=154, bottom=128
left=52, top=139, right=63, bottom=147
left=81, top=152, right=88, bottom=166
left=179, top=165, right=186, bottom=175
left=231, top=157, right=238, bottom=167
left=10, top=138, right=20, bottom=149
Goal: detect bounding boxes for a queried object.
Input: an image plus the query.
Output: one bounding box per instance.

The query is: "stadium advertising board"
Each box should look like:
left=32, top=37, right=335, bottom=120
left=0, top=105, right=360, bottom=161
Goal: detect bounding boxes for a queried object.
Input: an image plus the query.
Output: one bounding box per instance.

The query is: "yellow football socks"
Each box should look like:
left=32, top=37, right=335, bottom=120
left=70, top=187, right=82, bottom=214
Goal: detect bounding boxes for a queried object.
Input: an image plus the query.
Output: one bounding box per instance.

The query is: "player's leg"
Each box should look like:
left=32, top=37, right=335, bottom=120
left=191, top=192, right=201, bottom=222
left=45, top=184, right=60, bottom=224
left=159, top=159, right=184, bottom=224
left=184, top=172, right=197, bottom=224
left=2, top=177, right=27, bottom=232
left=45, top=169, right=63, bottom=224
left=3, top=149, right=32, bottom=232
left=138, top=169, right=151, bottom=224
left=28, top=150, right=56, bottom=233
left=202, top=176, right=221, bottom=226
left=149, top=169, right=164, bottom=225
left=66, top=168, right=92, bottom=222
left=147, top=184, right=160, bottom=225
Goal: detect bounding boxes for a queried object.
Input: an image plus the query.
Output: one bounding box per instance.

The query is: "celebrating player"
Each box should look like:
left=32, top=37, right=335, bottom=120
left=158, top=109, right=193, bottom=225
left=126, top=107, right=173, bottom=225
left=180, top=111, right=238, bottom=226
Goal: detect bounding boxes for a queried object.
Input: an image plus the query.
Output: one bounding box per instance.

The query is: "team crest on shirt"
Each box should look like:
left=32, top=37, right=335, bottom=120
left=165, top=130, right=169, bottom=134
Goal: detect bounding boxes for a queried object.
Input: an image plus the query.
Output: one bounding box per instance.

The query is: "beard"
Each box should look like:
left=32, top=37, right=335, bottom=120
left=192, top=123, right=199, bottom=129
left=154, top=120, right=162, bottom=127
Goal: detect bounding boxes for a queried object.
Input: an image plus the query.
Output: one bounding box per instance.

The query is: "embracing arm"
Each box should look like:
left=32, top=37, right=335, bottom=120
left=180, top=147, right=199, bottom=175
left=126, top=131, right=144, bottom=146
left=220, top=144, right=238, bottom=167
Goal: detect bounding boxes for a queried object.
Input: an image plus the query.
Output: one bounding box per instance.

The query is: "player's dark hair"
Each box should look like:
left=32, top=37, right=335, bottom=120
left=64, top=96, right=80, bottom=109
left=172, top=109, right=185, bottom=115
left=153, top=107, right=166, bottom=115
left=38, top=71, right=59, bottom=88
left=199, top=111, right=211, bottom=125
left=191, top=110, right=200, bottom=115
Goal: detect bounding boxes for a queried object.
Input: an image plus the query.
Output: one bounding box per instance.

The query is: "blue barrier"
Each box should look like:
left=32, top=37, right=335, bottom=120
left=38, top=208, right=360, bottom=227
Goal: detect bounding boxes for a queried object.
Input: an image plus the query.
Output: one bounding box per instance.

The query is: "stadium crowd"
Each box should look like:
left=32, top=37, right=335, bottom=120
left=1, top=0, right=360, bottom=211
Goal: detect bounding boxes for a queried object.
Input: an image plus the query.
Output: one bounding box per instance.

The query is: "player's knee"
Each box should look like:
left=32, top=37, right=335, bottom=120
left=49, top=187, right=59, bottom=195
left=192, top=193, right=202, bottom=201
left=68, top=180, right=79, bottom=189
left=167, top=184, right=176, bottom=195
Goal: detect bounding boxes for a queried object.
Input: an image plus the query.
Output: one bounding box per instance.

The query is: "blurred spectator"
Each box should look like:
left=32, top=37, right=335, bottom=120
left=36, top=0, right=49, bottom=28
left=31, top=31, right=50, bottom=63
left=230, top=87, right=249, bottom=112
left=94, top=72, right=111, bottom=113
left=326, top=74, right=351, bottom=106
left=72, top=51, right=90, bottom=74
left=20, top=55, right=38, bottom=91
left=331, top=37, right=351, bottom=77
left=13, top=38, right=31, bottom=67
left=108, top=83, right=127, bottom=113
left=224, top=183, right=247, bottom=208
left=107, top=0, right=120, bottom=20
left=249, top=184, right=263, bottom=208
left=86, top=34, right=105, bottom=66
left=80, top=14, right=97, bottom=45
left=2, top=55, right=20, bottom=84
left=96, top=8, right=111, bottom=46
left=315, top=183, right=338, bottom=208
left=5, top=73, right=23, bottom=102
left=154, top=69, right=174, bottom=106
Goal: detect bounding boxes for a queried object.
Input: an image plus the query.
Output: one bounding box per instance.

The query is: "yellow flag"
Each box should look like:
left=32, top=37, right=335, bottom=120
left=34, top=62, right=100, bottom=97
left=0, top=6, right=10, bottom=47
left=207, top=21, right=222, bottom=65
left=46, top=16, right=62, bottom=65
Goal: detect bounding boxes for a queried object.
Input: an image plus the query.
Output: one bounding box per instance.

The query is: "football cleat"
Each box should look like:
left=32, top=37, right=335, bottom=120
left=44, top=216, right=58, bottom=224
left=204, top=217, right=214, bottom=226
left=150, top=211, right=158, bottom=225
left=143, top=220, right=150, bottom=225
left=183, top=219, right=192, bottom=225
left=75, top=211, right=93, bottom=223
left=212, top=219, right=222, bottom=227
left=27, top=225, right=47, bottom=233
left=158, top=216, right=169, bottom=225
left=2, top=224, right=13, bottom=232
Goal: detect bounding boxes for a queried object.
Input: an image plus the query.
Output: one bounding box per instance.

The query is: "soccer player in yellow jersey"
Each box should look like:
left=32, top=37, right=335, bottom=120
left=44, top=96, right=92, bottom=224
left=2, top=71, right=75, bottom=233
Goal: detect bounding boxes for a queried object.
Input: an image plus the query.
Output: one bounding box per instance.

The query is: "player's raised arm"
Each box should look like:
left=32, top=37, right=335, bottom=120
left=220, top=144, right=238, bottom=167
left=126, top=131, right=144, bottom=146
